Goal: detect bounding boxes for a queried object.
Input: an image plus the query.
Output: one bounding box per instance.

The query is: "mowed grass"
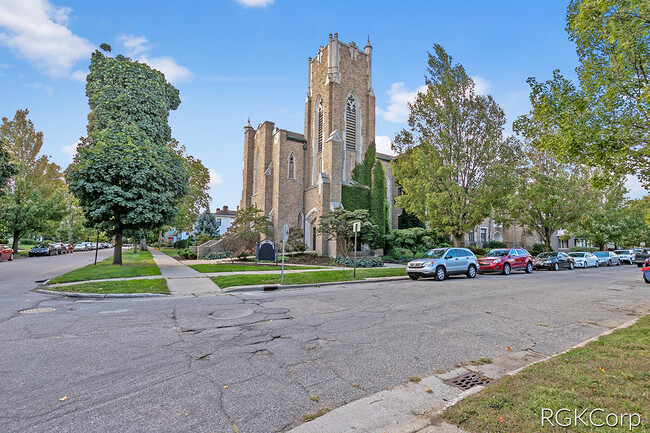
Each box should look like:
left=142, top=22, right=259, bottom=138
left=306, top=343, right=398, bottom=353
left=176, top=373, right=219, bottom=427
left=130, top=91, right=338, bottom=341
left=49, top=278, right=169, bottom=294
left=189, top=263, right=324, bottom=273
left=46, top=250, right=160, bottom=284
left=442, top=314, right=650, bottom=433
left=212, top=267, right=405, bottom=288
left=159, top=248, right=181, bottom=257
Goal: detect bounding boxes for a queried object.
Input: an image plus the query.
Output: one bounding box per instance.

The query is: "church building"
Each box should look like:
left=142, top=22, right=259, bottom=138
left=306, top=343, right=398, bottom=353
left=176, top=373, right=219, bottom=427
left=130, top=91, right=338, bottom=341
left=240, top=34, right=400, bottom=256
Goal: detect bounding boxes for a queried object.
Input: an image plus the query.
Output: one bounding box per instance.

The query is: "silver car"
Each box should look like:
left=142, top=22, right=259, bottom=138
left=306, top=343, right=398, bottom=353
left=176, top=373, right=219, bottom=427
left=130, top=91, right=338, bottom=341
left=568, top=252, right=599, bottom=268
left=406, top=247, right=478, bottom=281
left=613, top=249, right=634, bottom=264
left=593, top=251, right=621, bottom=266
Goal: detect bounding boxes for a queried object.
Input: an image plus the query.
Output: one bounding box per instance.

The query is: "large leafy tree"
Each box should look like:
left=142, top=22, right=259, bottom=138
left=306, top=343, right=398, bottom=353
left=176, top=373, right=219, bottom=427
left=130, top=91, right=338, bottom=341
left=220, top=206, right=272, bottom=255
left=0, top=110, right=67, bottom=251
left=0, top=138, right=15, bottom=194
left=514, top=0, right=650, bottom=185
left=67, top=47, right=187, bottom=264
left=317, top=208, right=377, bottom=257
left=509, top=147, right=592, bottom=248
left=393, top=45, right=520, bottom=246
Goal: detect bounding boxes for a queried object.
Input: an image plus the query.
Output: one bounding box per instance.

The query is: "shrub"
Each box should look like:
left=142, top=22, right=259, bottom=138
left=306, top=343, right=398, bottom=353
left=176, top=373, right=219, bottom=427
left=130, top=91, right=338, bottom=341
left=286, top=228, right=307, bottom=253
left=173, top=238, right=191, bottom=249
left=20, top=238, right=38, bottom=245
left=435, top=242, right=451, bottom=248
left=334, top=256, right=384, bottom=268
left=0, top=238, right=7, bottom=244
left=195, top=233, right=212, bottom=246
left=202, top=251, right=233, bottom=260
left=531, top=243, right=551, bottom=256
left=469, top=246, right=487, bottom=256
left=238, top=249, right=253, bottom=261
left=178, top=248, right=197, bottom=260
left=488, top=241, right=507, bottom=249
left=569, top=246, right=598, bottom=252
left=383, top=247, right=411, bottom=263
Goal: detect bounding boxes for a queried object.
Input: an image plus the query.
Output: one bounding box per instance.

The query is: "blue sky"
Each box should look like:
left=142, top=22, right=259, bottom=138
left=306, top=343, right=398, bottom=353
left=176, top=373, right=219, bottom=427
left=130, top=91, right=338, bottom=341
left=0, top=0, right=645, bottom=209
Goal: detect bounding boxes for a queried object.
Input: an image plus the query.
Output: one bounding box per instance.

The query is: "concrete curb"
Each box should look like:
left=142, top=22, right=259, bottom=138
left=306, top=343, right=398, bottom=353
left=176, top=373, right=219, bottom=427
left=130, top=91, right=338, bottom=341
left=42, top=275, right=162, bottom=287
left=35, top=288, right=169, bottom=299
left=223, top=276, right=410, bottom=293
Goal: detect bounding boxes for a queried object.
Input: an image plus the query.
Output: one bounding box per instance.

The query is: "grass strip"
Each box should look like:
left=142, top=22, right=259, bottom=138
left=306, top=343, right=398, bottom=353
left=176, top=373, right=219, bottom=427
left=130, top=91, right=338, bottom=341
left=47, top=250, right=160, bottom=284
left=159, top=248, right=182, bottom=257
left=47, top=278, right=169, bottom=294
left=212, top=267, right=405, bottom=288
left=442, top=314, right=650, bottom=433
left=189, top=264, right=323, bottom=273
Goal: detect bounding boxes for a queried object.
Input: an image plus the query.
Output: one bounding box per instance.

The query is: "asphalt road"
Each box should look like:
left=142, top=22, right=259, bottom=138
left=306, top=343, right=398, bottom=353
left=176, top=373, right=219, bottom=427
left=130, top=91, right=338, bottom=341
left=1, top=263, right=648, bottom=433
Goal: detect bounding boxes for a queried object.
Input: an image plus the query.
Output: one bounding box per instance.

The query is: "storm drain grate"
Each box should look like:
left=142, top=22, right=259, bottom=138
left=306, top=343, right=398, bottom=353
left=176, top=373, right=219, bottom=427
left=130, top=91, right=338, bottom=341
left=20, top=307, right=55, bottom=314
left=445, top=372, right=490, bottom=390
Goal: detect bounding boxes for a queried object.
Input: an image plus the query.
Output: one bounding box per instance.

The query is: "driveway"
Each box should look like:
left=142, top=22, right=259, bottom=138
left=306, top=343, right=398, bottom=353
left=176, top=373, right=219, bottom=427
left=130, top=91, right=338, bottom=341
left=0, top=265, right=648, bottom=433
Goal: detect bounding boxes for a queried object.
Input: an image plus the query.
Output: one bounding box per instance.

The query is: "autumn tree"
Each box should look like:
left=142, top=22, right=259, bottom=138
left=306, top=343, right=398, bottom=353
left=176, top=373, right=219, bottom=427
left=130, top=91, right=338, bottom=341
left=67, top=46, right=188, bottom=264
left=393, top=45, right=520, bottom=246
left=220, top=206, right=272, bottom=255
left=0, top=110, right=67, bottom=251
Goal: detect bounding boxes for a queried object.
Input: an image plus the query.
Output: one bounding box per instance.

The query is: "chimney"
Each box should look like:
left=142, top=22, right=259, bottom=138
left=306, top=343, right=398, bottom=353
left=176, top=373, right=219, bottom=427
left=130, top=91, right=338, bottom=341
left=223, top=205, right=228, bottom=212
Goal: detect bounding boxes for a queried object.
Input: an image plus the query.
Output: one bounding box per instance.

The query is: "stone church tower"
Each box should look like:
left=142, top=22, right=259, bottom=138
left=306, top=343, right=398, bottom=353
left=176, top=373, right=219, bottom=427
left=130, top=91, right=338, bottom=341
left=241, top=34, right=387, bottom=256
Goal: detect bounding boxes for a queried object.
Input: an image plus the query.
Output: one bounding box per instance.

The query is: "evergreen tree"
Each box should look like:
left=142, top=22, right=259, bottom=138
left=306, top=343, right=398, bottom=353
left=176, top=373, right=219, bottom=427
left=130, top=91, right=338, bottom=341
left=194, top=209, right=220, bottom=238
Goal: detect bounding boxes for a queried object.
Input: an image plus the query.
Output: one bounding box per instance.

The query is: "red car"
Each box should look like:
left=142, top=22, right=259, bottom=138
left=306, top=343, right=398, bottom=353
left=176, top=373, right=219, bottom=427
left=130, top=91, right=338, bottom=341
left=0, top=244, right=14, bottom=261
left=63, top=244, right=74, bottom=253
left=478, top=248, right=533, bottom=275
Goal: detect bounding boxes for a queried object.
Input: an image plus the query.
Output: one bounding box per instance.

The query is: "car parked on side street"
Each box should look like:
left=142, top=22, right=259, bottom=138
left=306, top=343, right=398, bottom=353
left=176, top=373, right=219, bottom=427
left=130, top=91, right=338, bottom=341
left=51, top=242, right=65, bottom=254
left=568, top=252, right=599, bottom=268
left=73, top=243, right=86, bottom=252
left=634, top=249, right=650, bottom=267
left=0, top=244, right=14, bottom=261
left=593, top=251, right=621, bottom=266
left=406, top=247, right=478, bottom=281
left=478, top=248, right=533, bottom=275
left=533, top=252, right=575, bottom=271
left=29, top=244, right=56, bottom=257
left=613, top=249, right=634, bottom=265
left=63, top=244, right=74, bottom=253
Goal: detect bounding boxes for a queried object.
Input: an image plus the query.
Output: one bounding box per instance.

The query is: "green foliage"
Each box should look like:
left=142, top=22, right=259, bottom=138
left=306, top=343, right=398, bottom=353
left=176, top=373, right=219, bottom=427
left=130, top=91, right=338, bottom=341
left=383, top=247, right=412, bottom=263
left=317, top=208, right=378, bottom=256
left=220, top=206, right=273, bottom=255
left=0, top=138, right=16, bottom=195
left=514, top=1, right=650, bottom=185
left=531, top=243, right=551, bottom=256
left=351, top=142, right=376, bottom=187
left=370, top=161, right=387, bottom=248
left=285, top=227, right=306, bottom=253
left=341, top=184, right=370, bottom=211
left=385, top=227, right=437, bottom=259
left=0, top=110, right=68, bottom=251
left=393, top=45, right=520, bottom=246
left=398, top=211, right=425, bottom=229
left=178, top=248, right=197, bottom=260
left=334, top=256, right=384, bottom=268
left=468, top=246, right=487, bottom=256
left=173, top=238, right=191, bottom=249
left=202, top=251, right=233, bottom=260
left=195, top=233, right=212, bottom=245
left=19, top=238, right=38, bottom=245
left=569, top=246, right=598, bottom=252
left=194, top=210, right=220, bottom=238
left=488, top=241, right=507, bottom=249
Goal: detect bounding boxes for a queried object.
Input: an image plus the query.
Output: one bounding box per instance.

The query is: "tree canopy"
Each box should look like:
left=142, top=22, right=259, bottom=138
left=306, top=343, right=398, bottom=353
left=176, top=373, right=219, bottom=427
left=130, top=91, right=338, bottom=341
left=393, top=45, right=520, bottom=246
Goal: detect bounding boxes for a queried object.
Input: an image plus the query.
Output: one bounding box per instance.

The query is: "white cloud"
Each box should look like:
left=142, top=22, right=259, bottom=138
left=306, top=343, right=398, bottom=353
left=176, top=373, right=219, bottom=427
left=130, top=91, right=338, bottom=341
left=471, top=75, right=490, bottom=95
left=71, top=69, right=87, bottom=82
left=61, top=143, right=76, bottom=155
left=377, top=82, right=427, bottom=123
left=117, top=34, right=192, bottom=84
left=375, top=135, right=396, bottom=156
left=29, top=82, right=53, bottom=94
left=234, top=0, right=274, bottom=7
left=625, top=175, right=648, bottom=200
left=209, top=168, right=223, bottom=187
left=0, top=0, right=94, bottom=78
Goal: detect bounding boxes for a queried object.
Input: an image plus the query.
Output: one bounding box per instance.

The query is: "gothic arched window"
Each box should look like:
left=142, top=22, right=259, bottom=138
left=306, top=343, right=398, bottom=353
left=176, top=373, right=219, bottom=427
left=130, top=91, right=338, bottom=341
left=287, top=152, right=296, bottom=180
left=317, top=100, right=324, bottom=153
left=345, top=94, right=357, bottom=151
left=253, top=148, right=258, bottom=194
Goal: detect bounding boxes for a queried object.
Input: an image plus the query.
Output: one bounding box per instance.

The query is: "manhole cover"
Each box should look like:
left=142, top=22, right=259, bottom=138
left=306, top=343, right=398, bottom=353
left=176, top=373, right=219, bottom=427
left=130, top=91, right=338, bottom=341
left=445, top=372, right=490, bottom=390
left=20, top=307, right=55, bottom=314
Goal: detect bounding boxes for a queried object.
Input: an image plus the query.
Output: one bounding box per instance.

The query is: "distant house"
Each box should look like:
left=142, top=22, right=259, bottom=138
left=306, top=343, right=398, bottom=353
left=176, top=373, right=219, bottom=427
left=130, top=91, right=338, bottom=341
left=213, top=205, right=237, bottom=235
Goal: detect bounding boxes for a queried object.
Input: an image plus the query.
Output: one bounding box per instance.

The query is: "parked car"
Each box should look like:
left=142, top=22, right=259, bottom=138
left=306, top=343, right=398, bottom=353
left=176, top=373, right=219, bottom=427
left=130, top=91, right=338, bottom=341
left=29, top=244, right=56, bottom=257
left=568, top=252, right=599, bottom=268
left=0, top=244, right=14, bottom=261
left=533, top=252, right=575, bottom=271
left=51, top=242, right=65, bottom=254
left=642, top=265, right=650, bottom=284
left=478, top=248, right=533, bottom=275
left=73, top=243, right=86, bottom=252
left=63, top=244, right=74, bottom=253
left=613, top=249, right=634, bottom=265
left=406, top=247, right=478, bottom=281
left=593, top=251, right=621, bottom=266
left=634, top=249, right=650, bottom=267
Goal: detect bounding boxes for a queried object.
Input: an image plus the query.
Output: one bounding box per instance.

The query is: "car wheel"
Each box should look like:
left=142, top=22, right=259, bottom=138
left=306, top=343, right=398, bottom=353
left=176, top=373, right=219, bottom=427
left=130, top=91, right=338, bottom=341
left=525, top=262, right=533, bottom=273
left=8, top=253, right=14, bottom=261
left=467, top=264, right=477, bottom=278
left=569, top=262, right=574, bottom=270
left=638, top=263, right=643, bottom=267
left=434, top=266, right=446, bottom=282
left=502, top=263, right=511, bottom=276
left=409, top=275, right=419, bottom=280
left=595, top=261, right=599, bottom=268
left=553, top=262, right=559, bottom=271
left=645, top=275, right=650, bottom=284
left=608, top=260, right=612, bottom=267
left=28, top=253, right=32, bottom=257
left=616, top=260, right=620, bottom=266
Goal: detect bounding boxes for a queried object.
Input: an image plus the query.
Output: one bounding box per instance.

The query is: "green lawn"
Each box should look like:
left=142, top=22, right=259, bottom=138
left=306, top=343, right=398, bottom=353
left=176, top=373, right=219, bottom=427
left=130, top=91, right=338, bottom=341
left=46, top=250, right=161, bottom=284
left=442, top=315, right=650, bottom=433
left=48, top=278, right=169, bottom=294
left=189, top=263, right=324, bottom=273
left=212, top=267, right=405, bottom=288
left=159, top=248, right=181, bottom=257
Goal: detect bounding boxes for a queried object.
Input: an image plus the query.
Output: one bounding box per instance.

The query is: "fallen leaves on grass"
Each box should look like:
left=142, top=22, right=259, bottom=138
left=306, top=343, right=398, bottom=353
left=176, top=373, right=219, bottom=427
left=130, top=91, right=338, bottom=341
left=506, top=347, right=512, bottom=351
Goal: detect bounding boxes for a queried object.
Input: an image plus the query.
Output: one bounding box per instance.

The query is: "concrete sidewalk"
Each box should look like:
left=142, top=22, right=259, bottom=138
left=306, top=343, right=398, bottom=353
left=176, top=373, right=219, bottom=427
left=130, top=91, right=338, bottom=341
left=149, top=248, right=222, bottom=296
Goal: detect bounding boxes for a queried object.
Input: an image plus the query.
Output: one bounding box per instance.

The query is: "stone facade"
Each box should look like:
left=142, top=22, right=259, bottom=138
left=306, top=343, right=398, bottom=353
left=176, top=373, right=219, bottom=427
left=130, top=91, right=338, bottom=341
left=240, top=34, right=398, bottom=256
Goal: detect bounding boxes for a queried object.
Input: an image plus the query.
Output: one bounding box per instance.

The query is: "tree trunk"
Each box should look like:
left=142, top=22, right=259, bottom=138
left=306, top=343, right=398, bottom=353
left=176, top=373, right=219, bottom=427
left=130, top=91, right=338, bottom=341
left=157, top=230, right=162, bottom=249
left=113, top=233, right=123, bottom=265
left=139, top=238, right=148, bottom=251
left=11, top=231, right=20, bottom=253
left=451, top=232, right=463, bottom=247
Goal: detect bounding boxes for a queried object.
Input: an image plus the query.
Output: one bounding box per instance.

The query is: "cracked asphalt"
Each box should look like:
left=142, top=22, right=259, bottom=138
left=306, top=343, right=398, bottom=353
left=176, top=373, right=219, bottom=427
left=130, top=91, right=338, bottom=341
left=1, top=263, right=648, bottom=433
